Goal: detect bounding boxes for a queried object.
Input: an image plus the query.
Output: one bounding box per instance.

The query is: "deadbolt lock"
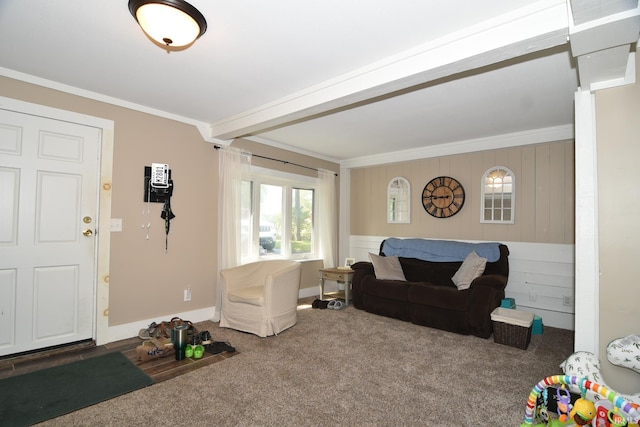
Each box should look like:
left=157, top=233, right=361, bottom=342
left=83, top=216, right=93, bottom=224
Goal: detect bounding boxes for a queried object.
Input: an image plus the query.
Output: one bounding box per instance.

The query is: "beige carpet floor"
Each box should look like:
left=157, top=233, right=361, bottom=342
left=37, top=301, right=573, bottom=426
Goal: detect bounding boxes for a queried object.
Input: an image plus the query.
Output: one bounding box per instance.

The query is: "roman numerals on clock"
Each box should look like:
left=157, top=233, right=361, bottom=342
left=422, top=176, right=465, bottom=218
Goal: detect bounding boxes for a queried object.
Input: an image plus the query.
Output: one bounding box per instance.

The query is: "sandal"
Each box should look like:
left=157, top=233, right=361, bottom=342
left=185, top=344, right=194, bottom=358
left=327, top=300, right=345, bottom=310
left=193, top=345, right=205, bottom=359
left=205, top=341, right=236, bottom=355
left=138, top=321, right=159, bottom=340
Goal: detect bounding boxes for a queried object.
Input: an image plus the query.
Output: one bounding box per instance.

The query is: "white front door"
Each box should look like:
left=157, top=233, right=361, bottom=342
left=0, top=109, right=100, bottom=356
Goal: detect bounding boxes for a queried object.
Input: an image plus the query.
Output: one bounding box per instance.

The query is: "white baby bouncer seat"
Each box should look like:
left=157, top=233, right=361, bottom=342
left=560, top=334, right=640, bottom=405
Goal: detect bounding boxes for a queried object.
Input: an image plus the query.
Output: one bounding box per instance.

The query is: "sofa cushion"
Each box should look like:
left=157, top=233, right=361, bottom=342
left=408, top=282, right=470, bottom=311
left=227, top=285, right=264, bottom=306
left=362, top=275, right=410, bottom=301
left=369, top=253, right=406, bottom=281
left=451, top=251, right=487, bottom=290
left=399, top=257, right=459, bottom=286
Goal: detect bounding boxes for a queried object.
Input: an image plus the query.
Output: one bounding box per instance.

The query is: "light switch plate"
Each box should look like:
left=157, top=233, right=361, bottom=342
left=110, top=218, right=122, bottom=232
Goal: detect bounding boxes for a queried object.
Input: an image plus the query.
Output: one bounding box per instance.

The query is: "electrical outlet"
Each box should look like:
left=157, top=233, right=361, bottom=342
left=529, top=292, right=537, bottom=302
left=563, top=295, right=572, bottom=306
left=183, top=288, right=191, bottom=302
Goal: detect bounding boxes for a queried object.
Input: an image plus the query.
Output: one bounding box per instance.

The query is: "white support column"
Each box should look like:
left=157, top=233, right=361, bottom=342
left=573, top=89, right=599, bottom=355
left=338, top=167, right=351, bottom=264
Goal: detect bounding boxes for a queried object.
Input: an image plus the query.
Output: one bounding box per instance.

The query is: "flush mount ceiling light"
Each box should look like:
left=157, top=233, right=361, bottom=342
left=128, top=0, right=207, bottom=48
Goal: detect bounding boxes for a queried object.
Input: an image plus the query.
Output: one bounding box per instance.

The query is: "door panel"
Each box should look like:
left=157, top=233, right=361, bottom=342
left=37, top=172, right=82, bottom=242
left=0, top=109, right=100, bottom=356
left=34, top=265, right=79, bottom=341
left=0, top=269, right=17, bottom=347
left=0, top=167, right=19, bottom=244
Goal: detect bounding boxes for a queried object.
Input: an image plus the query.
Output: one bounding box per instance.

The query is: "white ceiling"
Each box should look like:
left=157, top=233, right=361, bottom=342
left=0, top=0, right=638, bottom=164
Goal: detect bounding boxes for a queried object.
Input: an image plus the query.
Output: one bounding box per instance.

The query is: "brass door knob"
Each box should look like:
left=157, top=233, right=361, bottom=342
left=82, top=229, right=93, bottom=237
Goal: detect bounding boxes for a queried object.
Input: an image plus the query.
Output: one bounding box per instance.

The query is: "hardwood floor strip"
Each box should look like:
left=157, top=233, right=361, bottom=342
left=0, top=334, right=237, bottom=383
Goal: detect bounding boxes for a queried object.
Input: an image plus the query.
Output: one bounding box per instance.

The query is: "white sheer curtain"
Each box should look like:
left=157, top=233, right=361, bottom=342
left=215, top=146, right=251, bottom=320
left=318, top=168, right=336, bottom=268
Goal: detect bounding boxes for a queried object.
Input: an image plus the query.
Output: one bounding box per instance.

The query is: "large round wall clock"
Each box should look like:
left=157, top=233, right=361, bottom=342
left=422, top=176, right=465, bottom=218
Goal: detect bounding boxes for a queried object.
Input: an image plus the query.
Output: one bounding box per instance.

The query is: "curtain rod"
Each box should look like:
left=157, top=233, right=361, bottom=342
left=214, top=145, right=338, bottom=176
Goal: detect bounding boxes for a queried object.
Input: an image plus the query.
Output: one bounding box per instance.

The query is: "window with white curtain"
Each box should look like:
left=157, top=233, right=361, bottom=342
left=240, top=167, right=318, bottom=262
left=481, top=166, right=515, bottom=224
left=387, top=177, right=410, bottom=223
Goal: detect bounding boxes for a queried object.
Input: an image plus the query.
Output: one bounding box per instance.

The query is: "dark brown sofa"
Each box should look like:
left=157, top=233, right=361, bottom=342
left=351, top=238, right=509, bottom=338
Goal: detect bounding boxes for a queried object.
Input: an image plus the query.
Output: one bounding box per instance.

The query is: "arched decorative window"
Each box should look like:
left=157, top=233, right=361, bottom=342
left=481, top=167, right=514, bottom=224
left=387, top=177, right=410, bottom=223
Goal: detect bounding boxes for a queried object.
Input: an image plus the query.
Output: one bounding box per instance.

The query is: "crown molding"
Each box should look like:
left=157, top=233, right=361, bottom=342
left=341, top=124, right=574, bottom=169
left=0, top=66, right=226, bottom=144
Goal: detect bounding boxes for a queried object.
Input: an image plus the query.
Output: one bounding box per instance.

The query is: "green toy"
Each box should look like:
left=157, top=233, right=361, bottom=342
left=520, top=375, right=640, bottom=427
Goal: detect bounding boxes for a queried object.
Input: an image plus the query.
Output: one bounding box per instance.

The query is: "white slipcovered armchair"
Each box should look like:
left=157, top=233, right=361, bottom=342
left=219, top=260, right=302, bottom=337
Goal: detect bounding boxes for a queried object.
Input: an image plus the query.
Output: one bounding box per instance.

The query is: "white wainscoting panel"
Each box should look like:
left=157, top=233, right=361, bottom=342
left=349, top=235, right=575, bottom=330
left=504, top=241, right=575, bottom=331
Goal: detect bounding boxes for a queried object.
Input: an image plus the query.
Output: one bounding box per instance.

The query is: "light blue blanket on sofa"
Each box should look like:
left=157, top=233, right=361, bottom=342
left=381, top=238, right=501, bottom=263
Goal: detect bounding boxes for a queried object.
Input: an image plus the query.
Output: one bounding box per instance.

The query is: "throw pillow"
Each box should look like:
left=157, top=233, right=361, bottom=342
left=451, top=251, right=487, bottom=290
left=369, top=253, right=406, bottom=281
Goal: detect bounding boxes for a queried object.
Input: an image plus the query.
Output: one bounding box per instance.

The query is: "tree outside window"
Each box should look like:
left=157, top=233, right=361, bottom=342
left=240, top=168, right=317, bottom=262
left=291, top=188, right=314, bottom=254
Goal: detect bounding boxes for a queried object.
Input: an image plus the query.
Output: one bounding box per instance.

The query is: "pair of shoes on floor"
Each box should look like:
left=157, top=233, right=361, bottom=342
left=327, top=300, right=346, bottom=310
left=312, top=299, right=330, bottom=309
left=189, top=330, right=212, bottom=346
left=312, top=299, right=345, bottom=309
left=204, top=341, right=236, bottom=355
left=185, top=344, right=205, bottom=359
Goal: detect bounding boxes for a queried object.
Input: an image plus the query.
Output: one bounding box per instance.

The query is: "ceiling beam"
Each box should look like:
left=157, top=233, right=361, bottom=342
left=569, top=0, right=640, bottom=90
left=207, top=0, right=569, bottom=141
left=569, top=0, right=638, bottom=25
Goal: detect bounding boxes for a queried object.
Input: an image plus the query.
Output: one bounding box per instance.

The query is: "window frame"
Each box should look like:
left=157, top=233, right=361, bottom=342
left=243, top=166, right=319, bottom=263
left=480, top=166, right=515, bottom=224
left=387, top=176, right=411, bottom=224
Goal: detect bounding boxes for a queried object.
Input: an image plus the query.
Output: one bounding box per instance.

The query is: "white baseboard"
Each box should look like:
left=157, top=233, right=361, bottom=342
left=513, top=305, right=575, bottom=331
left=107, top=307, right=216, bottom=343
left=106, top=288, right=320, bottom=344
left=299, top=286, right=319, bottom=299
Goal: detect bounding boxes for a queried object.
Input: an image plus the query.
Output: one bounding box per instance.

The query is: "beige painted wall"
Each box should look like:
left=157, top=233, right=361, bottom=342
left=350, top=141, right=575, bottom=244
left=0, top=77, right=338, bottom=328
left=595, top=50, right=640, bottom=394
left=0, top=77, right=218, bottom=326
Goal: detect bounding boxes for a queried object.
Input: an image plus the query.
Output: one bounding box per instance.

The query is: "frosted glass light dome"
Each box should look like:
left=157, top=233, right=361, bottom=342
left=129, top=0, right=207, bottom=48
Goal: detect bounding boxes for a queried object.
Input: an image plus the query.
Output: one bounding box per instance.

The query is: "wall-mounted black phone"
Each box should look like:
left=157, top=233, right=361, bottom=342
left=144, top=164, right=173, bottom=203
left=143, top=163, right=176, bottom=252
